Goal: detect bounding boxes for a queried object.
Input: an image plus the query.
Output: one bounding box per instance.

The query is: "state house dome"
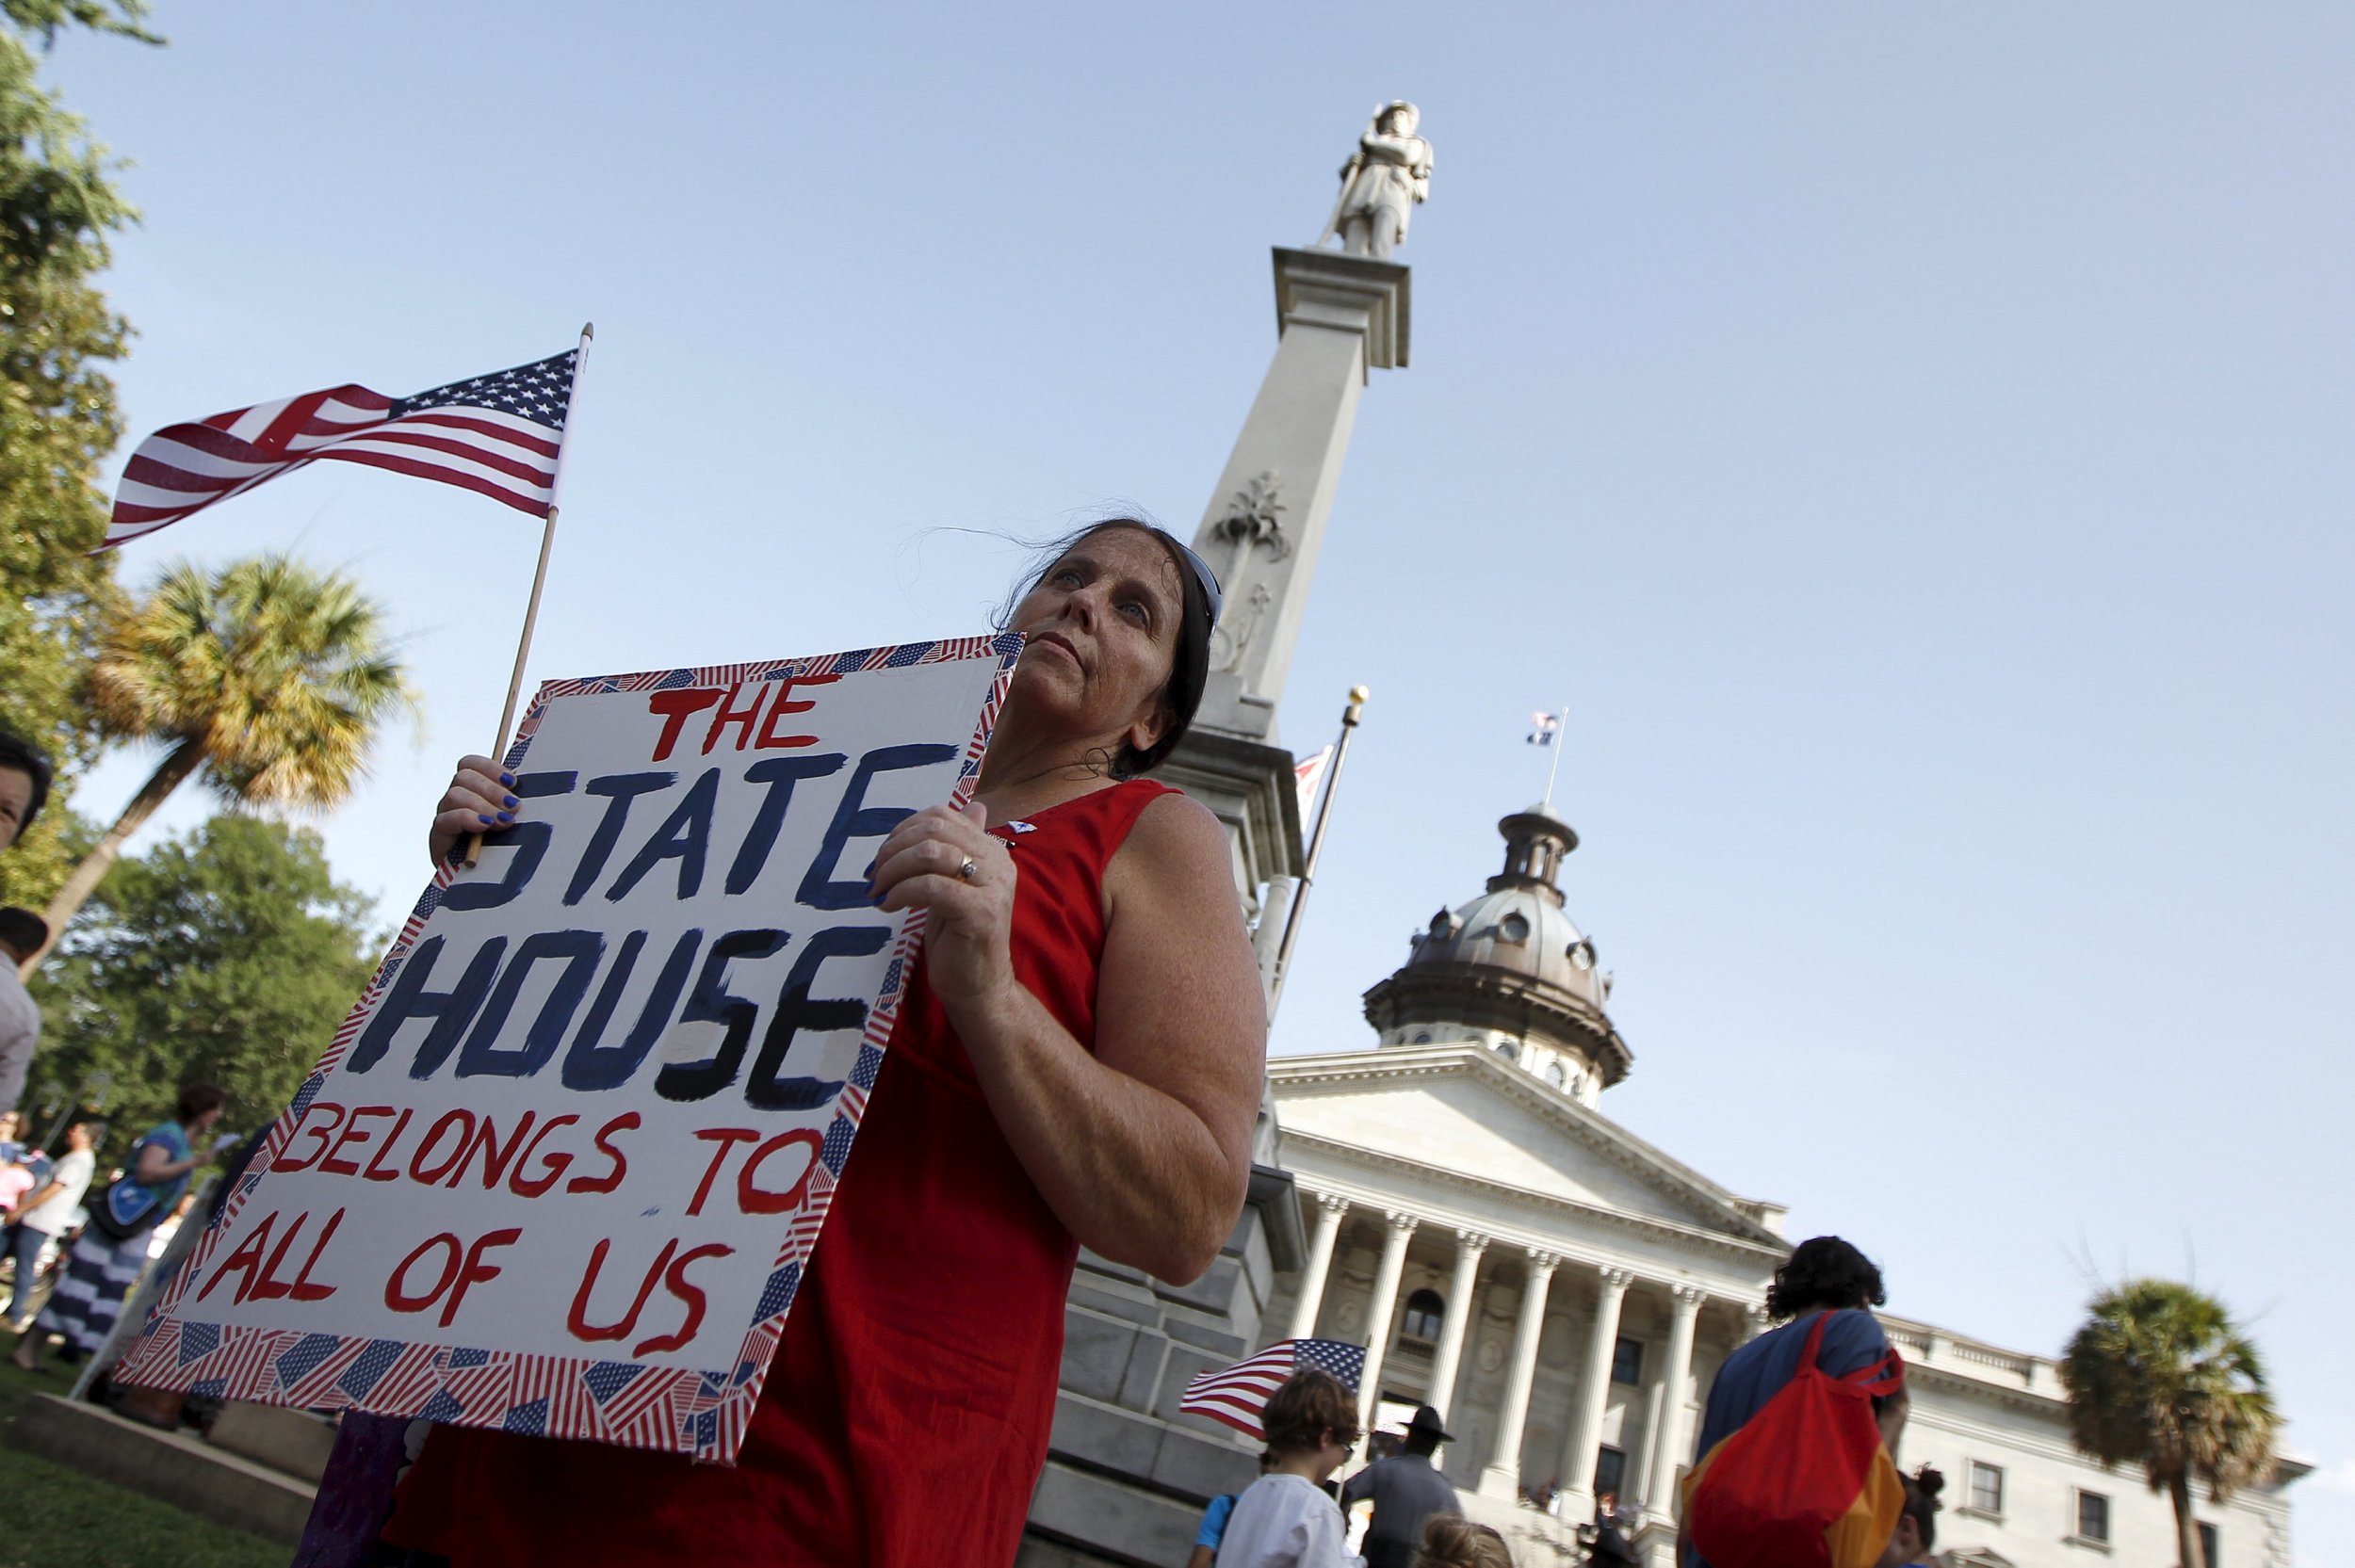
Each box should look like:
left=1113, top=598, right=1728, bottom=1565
left=1360, top=802, right=1632, bottom=1104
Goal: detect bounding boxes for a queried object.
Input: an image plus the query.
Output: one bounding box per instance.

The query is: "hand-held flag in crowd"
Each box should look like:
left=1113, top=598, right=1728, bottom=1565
left=1178, top=1337, right=1368, bottom=1440
left=104, top=348, right=583, bottom=549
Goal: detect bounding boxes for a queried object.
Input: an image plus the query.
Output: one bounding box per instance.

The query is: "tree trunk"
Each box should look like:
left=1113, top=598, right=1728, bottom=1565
left=24, top=736, right=207, bottom=975
left=2170, top=1469, right=2201, bottom=1568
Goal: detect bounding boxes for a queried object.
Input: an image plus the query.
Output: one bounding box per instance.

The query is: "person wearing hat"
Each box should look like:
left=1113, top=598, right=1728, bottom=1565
left=0, top=906, right=50, bottom=1117
left=1340, top=1404, right=1463, bottom=1568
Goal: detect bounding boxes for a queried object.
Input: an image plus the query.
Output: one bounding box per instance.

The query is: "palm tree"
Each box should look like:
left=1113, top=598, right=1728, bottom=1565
left=2059, top=1279, right=2281, bottom=1568
left=27, top=553, right=416, bottom=970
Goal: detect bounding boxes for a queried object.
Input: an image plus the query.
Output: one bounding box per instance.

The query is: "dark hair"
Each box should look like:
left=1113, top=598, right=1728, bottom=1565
left=1259, top=1367, right=1360, bottom=1456
left=997, top=519, right=1214, bottom=779
left=1899, top=1464, right=1943, bottom=1552
left=0, top=729, right=53, bottom=837
left=0, top=906, right=49, bottom=960
left=1766, top=1236, right=1887, bottom=1320
left=175, top=1083, right=228, bottom=1123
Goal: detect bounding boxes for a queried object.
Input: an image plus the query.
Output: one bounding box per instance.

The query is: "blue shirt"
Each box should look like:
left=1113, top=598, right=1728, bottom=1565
left=1194, top=1492, right=1237, bottom=1550
left=1685, top=1310, right=1891, bottom=1568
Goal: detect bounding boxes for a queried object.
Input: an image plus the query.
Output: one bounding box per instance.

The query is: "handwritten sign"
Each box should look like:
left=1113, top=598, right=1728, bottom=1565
left=116, top=635, right=1020, bottom=1463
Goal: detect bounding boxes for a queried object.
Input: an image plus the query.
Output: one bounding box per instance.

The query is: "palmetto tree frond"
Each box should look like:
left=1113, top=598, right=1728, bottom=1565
left=2060, top=1279, right=2281, bottom=1564
left=32, top=552, right=417, bottom=970
left=89, top=552, right=418, bottom=809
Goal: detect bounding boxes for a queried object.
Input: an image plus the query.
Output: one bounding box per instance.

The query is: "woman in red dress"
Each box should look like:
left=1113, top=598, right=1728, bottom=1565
left=365, top=520, right=1268, bottom=1567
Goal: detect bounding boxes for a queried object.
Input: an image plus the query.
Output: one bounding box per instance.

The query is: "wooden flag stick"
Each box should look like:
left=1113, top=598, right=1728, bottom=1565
left=460, top=321, right=593, bottom=869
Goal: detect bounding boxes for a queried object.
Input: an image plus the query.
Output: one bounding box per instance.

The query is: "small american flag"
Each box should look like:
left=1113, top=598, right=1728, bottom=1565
left=1527, top=710, right=1561, bottom=747
left=105, top=348, right=580, bottom=549
left=1178, top=1336, right=1367, bottom=1440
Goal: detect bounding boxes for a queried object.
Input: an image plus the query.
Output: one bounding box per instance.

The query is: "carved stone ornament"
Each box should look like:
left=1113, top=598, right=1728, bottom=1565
left=1212, top=470, right=1291, bottom=561
left=1212, top=581, right=1273, bottom=674
left=1476, top=1333, right=1506, bottom=1374
left=1337, top=1297, right=1364, bottom=1333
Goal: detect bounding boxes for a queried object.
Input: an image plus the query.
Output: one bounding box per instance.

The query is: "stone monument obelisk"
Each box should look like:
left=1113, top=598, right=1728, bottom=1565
left=1020, top=104, right=1430, bottom=1568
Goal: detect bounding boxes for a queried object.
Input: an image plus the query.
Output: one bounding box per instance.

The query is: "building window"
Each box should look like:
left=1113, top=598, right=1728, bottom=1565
left=1545, top=1061, right=1567, bottom=1090
left=1965, top=1460, right=2004, bottom=1518
left=1498, top=912, right=1531, bottom=943
left=2199, top=1522, right=2218, bottom=1567
left=2073, top=1489, right=2110, bottom=1544
left=1611, top=1335, right=1643, bottom=1385
left=1413, top=1031, right=1433, bottom=1043
left=1399, top=1289, right=1444, bottom=1347
left=1495, top=1041, right=1519, bottom=1062
left=1593, top=1445, right=1626, bottom=1499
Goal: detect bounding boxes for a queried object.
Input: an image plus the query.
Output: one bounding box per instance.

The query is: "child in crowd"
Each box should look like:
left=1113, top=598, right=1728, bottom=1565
left=1415, top=1515, right=1514, bottom=1568
left=1187, top=1450, right=1280, bottom=1568
left=1875, top=1465, right=1943, bottom=1568
left=1216, top=1368, right=1364, bottom=1568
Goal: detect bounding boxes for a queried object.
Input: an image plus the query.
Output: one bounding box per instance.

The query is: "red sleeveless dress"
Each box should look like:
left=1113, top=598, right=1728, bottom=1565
left=382, top=778, right=1177, bottom=1568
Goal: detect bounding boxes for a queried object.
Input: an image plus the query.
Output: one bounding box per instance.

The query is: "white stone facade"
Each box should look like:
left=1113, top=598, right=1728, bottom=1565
left=1265, top=1043, right=2303, bottom=1567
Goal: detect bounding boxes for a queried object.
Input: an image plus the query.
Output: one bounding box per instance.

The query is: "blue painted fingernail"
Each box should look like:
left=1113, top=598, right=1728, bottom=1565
left=495, top=810, right=514, bottom=823
left=502, top=794, right=519, bottom=809
left=499, top=771, right=515, bottom=786
left=477, top=813, right=495, bottom=826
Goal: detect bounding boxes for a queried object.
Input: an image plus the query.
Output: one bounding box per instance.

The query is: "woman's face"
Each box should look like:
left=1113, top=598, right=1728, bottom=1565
left=1006, top=526, right=1184, bottom=756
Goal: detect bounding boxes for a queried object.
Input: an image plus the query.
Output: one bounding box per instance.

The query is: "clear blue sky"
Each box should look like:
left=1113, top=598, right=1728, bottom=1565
left=45, top=3, right=2354, bottom=1550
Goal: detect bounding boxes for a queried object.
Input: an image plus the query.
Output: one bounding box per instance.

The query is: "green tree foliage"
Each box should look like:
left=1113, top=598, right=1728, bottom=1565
left=2060, top=1279, right=2282, bottom=1567
left=0, top=0, right=156, bottom=911
left=35, top=552, right=419, bottom=961
left=28, top=812, right=380, bottom=1140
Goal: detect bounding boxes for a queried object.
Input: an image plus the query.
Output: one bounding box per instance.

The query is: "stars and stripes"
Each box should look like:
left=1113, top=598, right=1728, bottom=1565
left=1178, top=1336, right=1368, bottom=1440
left=105, top=348, right=580, bottom=549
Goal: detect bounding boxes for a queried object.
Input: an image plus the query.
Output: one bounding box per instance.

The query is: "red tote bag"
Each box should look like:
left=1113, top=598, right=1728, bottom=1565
left=1681, top=1312, right=1907, bottom=1568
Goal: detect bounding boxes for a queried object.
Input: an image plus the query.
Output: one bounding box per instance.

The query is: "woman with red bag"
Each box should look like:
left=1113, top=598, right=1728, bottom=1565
left=1679, top=1237, right=1912, bottom=1568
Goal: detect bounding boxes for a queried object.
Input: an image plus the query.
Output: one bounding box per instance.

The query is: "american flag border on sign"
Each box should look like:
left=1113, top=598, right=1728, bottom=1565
left=112, top=632, right=1025, bottom=1464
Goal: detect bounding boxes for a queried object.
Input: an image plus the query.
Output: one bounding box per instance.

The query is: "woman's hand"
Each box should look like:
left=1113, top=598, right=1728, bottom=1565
left=868, top=801, right=1018, bottom=1019
left=427, top=754, right=522, bottom=867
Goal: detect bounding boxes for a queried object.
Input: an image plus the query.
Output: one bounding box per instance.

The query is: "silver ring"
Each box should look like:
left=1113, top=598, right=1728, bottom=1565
left=957, top=854, right=981, bottom=882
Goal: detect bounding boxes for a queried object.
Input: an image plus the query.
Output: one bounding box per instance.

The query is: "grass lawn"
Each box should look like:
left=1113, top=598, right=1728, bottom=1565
left=0, top=1357, right=286, bottom=1568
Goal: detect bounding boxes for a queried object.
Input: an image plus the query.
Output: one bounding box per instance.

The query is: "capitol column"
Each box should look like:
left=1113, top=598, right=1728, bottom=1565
left=1355, top=1211, right=1419, bottom=1429
left=1642, top=1285, right=1705, bottom=1522
left=1424, top=1230, right=1487, bottom=1420
left=1558, top=1266, right=1633, bottom=1522
left=1288, top=1193, right=1352, bottom=1339
left=1477, top=1250, right=1559, bottom=1501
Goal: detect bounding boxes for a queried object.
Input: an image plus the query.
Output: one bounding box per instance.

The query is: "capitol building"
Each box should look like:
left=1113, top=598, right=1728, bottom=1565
left=1256, top=799, right=2306, bottom=1567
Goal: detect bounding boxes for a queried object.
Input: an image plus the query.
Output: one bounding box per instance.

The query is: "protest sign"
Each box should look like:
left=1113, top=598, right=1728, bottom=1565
left=115, top=633, right=1022, bottom=1463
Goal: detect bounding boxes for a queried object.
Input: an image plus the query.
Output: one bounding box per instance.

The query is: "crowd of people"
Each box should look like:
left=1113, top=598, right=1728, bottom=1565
left=1185, top=1237, right=1942, bottom=1568
left=0, top=725, right=235, bottom=1386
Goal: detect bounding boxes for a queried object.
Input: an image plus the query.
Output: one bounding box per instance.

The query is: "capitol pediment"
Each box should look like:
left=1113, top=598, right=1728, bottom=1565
left=1269, top=1043, right=1784, bottom=1254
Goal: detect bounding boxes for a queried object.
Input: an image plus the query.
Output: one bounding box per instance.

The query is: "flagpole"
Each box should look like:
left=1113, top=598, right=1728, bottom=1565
left=461, top=322, right=593, bottom=869
left=1272, top=684, right=1369, bottom=1009
left=1539, top=700, right=1568, bottom=811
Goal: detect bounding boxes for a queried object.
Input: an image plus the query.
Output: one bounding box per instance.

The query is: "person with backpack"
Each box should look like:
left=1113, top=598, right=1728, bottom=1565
left=1678, top=1236, right=1911, bottom=1568
left=11, top=1083, right=224, bottom=1372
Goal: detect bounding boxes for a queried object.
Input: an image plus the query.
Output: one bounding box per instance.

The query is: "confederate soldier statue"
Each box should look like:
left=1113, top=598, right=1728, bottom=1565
left=1320, top=101, right=1434, bottom=260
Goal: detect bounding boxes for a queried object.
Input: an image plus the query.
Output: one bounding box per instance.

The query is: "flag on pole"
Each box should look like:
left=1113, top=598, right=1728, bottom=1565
left=1178, top=1337, right=1368, bottom=1440
left=105, top=348, right=581, bottom=549
left=1294, top=744, right=1334, bottom=826
left=1527, top=710, right=1561, bottom=746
